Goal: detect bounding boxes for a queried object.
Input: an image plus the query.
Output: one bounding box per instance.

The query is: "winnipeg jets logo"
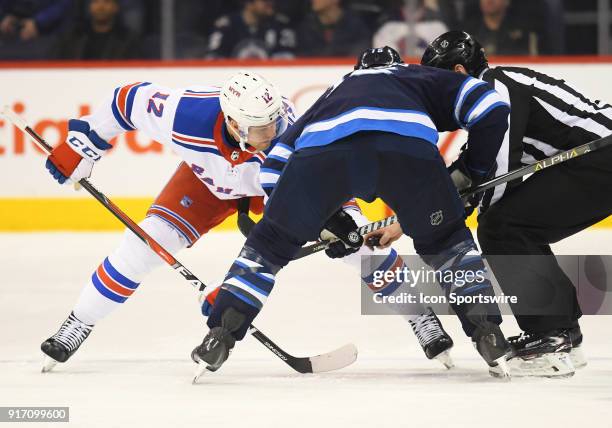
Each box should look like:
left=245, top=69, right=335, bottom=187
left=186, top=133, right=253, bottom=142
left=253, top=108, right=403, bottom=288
left=430, top=210, right=443, bottom=226
left=348, top=231, right=360, bottom=244
left=441, top=40, right=449, bottom=49
left=231, top=150, right=239, bottom=161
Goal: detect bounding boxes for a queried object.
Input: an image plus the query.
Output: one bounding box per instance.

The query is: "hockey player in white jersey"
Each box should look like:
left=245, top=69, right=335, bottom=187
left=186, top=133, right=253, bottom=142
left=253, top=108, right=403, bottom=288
left=40, top=71, right=290, bottom=371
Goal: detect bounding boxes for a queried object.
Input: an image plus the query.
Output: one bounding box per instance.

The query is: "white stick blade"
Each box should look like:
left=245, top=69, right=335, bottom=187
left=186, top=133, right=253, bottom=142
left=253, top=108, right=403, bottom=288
left=309, top=343, right=358, bottom=373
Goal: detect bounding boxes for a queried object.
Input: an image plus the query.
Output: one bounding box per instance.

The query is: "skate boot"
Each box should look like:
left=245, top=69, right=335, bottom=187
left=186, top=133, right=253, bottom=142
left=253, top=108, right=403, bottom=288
left=191, top=308, right=245, bottom=383
left=40, top=312, right=93, bottom=372
left=472, top=321, right=512, bottom=379
left=568, top=326, right=586, bottom=369
left=408, top=308, right=454, bottom=369
left=501, top=329, right=576, bottom=378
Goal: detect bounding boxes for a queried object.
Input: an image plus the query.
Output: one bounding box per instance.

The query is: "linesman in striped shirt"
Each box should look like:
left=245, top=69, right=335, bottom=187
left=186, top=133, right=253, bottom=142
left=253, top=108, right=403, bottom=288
left=422, top=30, right=612, bottom=377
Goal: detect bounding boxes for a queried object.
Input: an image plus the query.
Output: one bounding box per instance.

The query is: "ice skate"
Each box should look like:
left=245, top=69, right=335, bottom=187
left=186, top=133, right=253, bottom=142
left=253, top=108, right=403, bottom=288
left=191, top=308, right=244, bottom=383
left=409, top=308, right=454, bottom=369
left=40, top=312, right=93, bottom=372
left=494, top=329, right=576, bottom=378
left=472, top=321, right=512, bottom=379
left=568, top=326, right=586, bottom=369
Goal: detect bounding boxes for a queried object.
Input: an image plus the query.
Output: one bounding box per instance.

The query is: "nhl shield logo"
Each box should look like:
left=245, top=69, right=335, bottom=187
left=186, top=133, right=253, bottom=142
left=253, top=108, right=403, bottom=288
left=348, top=231, right=361, bottom=244
left=180, top=195, right=193, bottom=208
left=430, top=210, right=443, bottom=226
left=231, top=151, right=240, bottom=161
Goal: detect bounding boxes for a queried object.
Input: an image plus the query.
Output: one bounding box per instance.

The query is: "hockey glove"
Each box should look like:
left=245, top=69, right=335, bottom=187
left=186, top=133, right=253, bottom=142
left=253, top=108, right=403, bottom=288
left=320, top=209, right=364, bottom=259
left=448, top=150, right=494, bottom=217
left=201, top=284, right=221, bottom=317
left=46, top=119, right=112, bottom=184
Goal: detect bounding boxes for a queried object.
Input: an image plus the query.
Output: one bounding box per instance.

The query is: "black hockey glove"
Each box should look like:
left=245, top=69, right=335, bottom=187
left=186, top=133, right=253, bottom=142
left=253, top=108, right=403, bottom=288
left=320, top=209, right=364, bottom=259
left=448, top=150, right=494, bottom=217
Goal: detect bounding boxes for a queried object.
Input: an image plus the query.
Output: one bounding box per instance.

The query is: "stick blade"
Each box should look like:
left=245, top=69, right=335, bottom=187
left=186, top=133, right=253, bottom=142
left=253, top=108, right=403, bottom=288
left=308, top=343, right=358, bottom=373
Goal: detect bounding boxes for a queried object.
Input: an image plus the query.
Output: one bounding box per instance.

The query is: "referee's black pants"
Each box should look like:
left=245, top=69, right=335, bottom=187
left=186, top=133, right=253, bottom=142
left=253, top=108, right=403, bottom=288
left=477, top=145, right=612, bottom=333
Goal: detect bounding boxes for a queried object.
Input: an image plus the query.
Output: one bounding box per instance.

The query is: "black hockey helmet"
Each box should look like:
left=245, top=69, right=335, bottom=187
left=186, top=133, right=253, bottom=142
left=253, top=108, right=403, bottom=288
left=354, top=46, right=404, bottom=70
left=421, top=31, right=488, bottom=77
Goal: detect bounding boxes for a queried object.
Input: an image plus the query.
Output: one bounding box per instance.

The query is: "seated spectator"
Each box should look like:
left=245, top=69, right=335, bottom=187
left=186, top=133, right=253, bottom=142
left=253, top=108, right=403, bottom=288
left=463, top=0, right=538, bottom=55
left=297, top=0, right=371, bottom=57
left=373, top=0, right=448, bottom=57
left=0, top=0, right=73, bottom=59
left=54, top=0, right=141, bottom=60
left=0, top=0, right=72, bottom=41
left=206, top=0, right=296, bottom=59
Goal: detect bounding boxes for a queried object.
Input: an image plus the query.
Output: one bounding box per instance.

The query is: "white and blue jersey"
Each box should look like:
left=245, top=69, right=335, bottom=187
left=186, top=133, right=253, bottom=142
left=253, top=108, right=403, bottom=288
left=82, top=82, right=295, bottom=200
left=261, top=64, right=510, bottom=194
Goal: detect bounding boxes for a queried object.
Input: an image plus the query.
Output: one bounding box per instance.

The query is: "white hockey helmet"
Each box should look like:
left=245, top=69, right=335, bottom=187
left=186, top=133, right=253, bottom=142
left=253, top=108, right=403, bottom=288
left=220, top=70, right=288, bottom=152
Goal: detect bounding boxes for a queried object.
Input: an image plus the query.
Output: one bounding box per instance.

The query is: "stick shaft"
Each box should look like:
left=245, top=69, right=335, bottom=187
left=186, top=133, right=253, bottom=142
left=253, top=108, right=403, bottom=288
left=460, top=134, right=612, bottom=198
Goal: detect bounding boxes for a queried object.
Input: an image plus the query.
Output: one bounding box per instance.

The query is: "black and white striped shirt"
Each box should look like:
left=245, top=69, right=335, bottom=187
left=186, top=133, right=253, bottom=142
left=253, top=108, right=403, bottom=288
left=478, top=66, right=612, bottom=211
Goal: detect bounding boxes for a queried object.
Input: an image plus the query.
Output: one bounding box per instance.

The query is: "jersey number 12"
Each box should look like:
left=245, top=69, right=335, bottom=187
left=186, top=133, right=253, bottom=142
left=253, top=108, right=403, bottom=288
left=147, top=92, right=169, bottom=117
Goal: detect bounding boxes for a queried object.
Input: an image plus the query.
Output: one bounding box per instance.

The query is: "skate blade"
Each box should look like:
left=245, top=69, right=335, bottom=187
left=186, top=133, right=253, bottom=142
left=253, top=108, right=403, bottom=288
left=192, top=361, right=209, bottom=384
left=493, top=353, right=575, bottom=378
left=570, top=346, right=587, bottom=369
left=434, top=350, right=454, bottom=370
left=41, top=356, right=58, bottom=373
left=489, top=356, right=511, bottom=381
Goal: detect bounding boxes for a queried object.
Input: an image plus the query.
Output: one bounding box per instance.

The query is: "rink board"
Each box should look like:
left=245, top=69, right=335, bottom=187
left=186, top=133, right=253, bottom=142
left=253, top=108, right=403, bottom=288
left=0, top=57, right=611, bottom=230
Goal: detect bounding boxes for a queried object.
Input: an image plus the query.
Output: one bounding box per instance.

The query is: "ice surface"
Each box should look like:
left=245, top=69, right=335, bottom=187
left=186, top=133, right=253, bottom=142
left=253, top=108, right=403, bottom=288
left=1, top=231, right=611, bottom=428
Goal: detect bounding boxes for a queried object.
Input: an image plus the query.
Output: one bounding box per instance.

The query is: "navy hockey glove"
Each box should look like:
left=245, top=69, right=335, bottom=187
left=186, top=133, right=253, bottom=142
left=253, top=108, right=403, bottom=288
left=320, top=209, right=364, bottom=259
left=448, top=151, right=494, bottom=217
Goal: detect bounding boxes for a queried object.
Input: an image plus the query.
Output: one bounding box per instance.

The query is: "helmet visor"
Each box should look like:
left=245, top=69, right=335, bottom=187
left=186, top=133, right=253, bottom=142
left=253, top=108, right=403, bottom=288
left=239, top=114, right=289, bottom=149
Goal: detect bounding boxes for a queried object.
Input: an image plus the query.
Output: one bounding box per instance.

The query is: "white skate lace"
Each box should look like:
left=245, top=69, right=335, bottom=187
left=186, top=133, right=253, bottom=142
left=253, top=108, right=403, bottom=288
left=410, top=313, right=444, bottom=347
left=51, top=313, right=92, bottom=352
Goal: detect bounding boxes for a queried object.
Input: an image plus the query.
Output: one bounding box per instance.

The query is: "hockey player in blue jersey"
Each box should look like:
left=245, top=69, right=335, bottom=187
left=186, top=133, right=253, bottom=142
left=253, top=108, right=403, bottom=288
left=192, top=47, right=515, bottom=377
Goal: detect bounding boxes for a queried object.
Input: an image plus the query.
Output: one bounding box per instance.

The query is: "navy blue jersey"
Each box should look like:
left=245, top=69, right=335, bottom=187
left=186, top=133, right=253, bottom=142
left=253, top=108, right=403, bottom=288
left=260, top=64, right=510, bottom=195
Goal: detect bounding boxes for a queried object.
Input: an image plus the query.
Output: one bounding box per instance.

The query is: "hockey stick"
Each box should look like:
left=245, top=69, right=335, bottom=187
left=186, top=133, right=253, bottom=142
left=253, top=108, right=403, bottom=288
left=239, top=133, right=612, bottom=258
left=236, top=198, right=255, bottom=237
left=2, top=106, right=358, bottom=376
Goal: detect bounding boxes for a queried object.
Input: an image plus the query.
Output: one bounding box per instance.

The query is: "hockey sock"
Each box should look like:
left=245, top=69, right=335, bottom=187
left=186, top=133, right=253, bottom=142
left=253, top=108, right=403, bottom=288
left=341, top=245, right=424, bottom=320
left=73, top=216, right=187, bottom=325
left=422, top=239, right=502, bottom=336
left=207, top=245, right=281, bottom=340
